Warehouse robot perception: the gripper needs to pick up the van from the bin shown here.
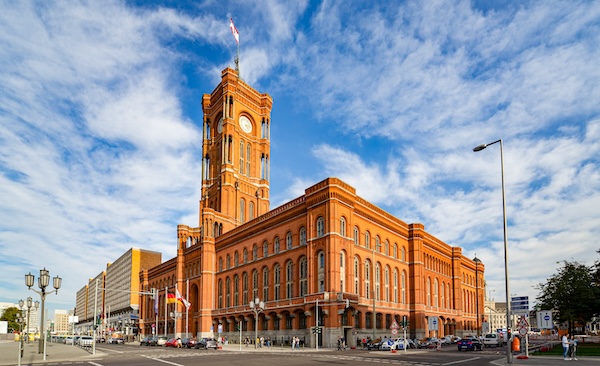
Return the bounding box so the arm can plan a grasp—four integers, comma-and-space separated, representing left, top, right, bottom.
483, 333, 504, 347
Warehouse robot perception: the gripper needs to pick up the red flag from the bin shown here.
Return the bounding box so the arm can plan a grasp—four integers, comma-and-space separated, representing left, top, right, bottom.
230, 18, 239, 44
167, 292, 176, 304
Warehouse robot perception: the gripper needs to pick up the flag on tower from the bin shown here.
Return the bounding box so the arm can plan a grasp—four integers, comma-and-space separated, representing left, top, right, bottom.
230, 18, 239, 43
176, 288, 191, 309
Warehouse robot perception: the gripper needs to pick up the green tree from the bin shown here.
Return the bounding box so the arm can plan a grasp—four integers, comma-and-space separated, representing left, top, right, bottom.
0, 306, 23, 333
536, 259, 599, 334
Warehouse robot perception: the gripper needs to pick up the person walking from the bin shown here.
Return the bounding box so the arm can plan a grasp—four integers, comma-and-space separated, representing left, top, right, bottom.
569, 335, 578, 361
562, 333, 570, 360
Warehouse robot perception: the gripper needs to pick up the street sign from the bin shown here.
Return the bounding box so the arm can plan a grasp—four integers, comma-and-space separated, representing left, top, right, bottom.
511, 296, 529, 315
536, 310, 553, 329
519, 328, 527, 336
428, 316, 438, 331
391, 321, 399, 329
391, 329, 398, 335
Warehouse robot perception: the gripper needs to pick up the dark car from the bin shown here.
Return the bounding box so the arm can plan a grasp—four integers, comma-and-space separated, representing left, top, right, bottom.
457, 336, 482, 351
366, 338, 382, 350
140, 337, 153, 346
182, 338, 197, 348
195, 337, 218, 349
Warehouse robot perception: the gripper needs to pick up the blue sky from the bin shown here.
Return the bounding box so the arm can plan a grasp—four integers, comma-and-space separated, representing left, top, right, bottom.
1, 0, 599, 320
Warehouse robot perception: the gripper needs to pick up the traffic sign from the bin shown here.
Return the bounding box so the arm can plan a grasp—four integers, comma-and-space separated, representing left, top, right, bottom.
518, 316, 529, 328
428, 317, 438, 331
519, 328, 527, 336
391, 329, 398, 335
391, 321, 399, 330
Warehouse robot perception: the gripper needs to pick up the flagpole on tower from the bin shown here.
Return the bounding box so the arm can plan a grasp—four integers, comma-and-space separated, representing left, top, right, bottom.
230, 18, 240, 78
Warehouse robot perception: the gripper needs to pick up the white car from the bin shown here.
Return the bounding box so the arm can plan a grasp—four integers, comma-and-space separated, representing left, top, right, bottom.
392, 338, 415, 350
79, 336, 94, 347
378, 338, 396, 350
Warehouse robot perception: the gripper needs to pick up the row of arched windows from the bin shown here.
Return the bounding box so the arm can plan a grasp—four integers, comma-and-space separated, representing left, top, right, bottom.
424, 277, 454, 309
424, 253, 452, 276
218, 228, 308, 271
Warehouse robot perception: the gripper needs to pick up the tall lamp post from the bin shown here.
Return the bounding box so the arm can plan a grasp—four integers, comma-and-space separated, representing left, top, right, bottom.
25, 268, 62, 361
16, 303, 24, 366
473, 139, 512, 364
25, 297, 40, 343
249, 297, 264, 349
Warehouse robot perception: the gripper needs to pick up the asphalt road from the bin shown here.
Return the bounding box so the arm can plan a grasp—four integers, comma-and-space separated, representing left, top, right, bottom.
2, 341, 600, 366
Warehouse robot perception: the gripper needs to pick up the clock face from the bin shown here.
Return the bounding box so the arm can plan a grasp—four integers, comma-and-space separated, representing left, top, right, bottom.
239, 115, 253, 133
217, 116, 223, 133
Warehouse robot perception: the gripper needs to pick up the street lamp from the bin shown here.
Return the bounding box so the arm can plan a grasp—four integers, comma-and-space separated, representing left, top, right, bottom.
249, 297, 264, 349
473, 139, 512, 364
24, 297, 39, 343
25, 268, 62, 361
16, 305, 24, 366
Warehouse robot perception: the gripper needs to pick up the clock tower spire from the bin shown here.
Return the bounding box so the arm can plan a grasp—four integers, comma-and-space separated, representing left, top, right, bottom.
200, 68, 272, 234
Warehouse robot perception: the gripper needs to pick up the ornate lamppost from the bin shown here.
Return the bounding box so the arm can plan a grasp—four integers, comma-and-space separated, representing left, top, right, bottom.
24, 297, 40, 343
249, 297, 264, 349
25, 268, 62, 361
16, 303, 24, 366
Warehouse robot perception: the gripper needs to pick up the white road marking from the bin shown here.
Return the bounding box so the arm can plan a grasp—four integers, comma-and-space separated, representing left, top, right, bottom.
142, 355, 185, 366
442, 357, 480, 365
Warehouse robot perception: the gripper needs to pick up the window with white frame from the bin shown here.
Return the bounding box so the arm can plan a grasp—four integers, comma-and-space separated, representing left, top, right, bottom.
299, 227, 307, 246
286, 232, 292, 250
340, 217, 347, 237
317, 217, 325, 237
299, 257, 308, 296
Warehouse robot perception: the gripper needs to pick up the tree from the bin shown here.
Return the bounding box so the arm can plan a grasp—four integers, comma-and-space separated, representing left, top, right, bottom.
536, 258, 600, 334
0, 306, 22, 333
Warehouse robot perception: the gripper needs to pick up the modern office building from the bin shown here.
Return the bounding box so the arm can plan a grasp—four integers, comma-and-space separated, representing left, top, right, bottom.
75, 248, 161, 336
138, 67, 485, 347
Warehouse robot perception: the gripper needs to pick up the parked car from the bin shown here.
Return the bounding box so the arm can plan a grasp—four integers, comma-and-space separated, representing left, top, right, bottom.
366, 338, 382, 350
140, 336, 154, 346
483, 333, 504, 347
65, 336, 74, 345
418, 337, 438, 349
79, 336, 94, 347
108, 337, 125, 344
378, 338, 396, 351
392, 338, 416, 350
457, 336, 483, 351
165, 338, 179, 348
156, 336, 168, 346
182, 338, 197, 348
195, 337, 218, 349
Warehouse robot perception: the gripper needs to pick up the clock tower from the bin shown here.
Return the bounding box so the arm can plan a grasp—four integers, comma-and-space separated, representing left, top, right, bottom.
200, 67, 272, 232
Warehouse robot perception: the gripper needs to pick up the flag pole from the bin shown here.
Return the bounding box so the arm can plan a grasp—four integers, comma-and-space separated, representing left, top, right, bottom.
186, 279, 189, 337
164, 286, 168, 338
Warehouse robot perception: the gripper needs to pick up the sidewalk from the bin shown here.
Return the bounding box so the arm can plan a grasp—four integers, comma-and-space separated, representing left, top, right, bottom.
0, 340, 103, 366
490, 354, 600, 366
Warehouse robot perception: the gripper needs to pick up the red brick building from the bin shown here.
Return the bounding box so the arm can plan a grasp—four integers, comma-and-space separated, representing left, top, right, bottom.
138, 67, 485, 347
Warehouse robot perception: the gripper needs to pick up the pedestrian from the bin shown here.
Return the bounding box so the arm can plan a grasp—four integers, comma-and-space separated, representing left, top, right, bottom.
569, 335, 578, 361
176, 337, 182, 348
362, 336, 367, 349
562, 333, 570, 360
337, 336, 342, 351
295, 336, 300, 349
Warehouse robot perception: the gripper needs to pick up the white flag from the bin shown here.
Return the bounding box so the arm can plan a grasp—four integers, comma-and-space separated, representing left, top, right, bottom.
230, 18, 239, 44
176, 288, 191, 309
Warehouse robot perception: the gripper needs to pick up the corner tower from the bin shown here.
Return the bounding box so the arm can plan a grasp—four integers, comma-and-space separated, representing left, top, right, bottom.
200, 68, 272, 231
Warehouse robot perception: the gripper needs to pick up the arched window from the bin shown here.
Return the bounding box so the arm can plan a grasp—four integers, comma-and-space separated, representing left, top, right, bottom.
384, 240, 389, 256
286, 232, 293, 250
219, 257, 223, 272
226, 254, 231, 269
299, 257, 308, 296
375, 263, 381, 301
340, 217, 347, 237
393, 269, 398, 303
384, 266, 390, 302
239, 140, 245, 175
218, 279, 223, 308
243, 272, 249, 305
365, 231, 371, 249
393, 243, 398, 259
274, 264, 281, 300
375, 236, 381, 252
263, 241, 268, 257
316, 216, 325, 237
340, 251, 346, 292
234, 251, 239, 266
318, 251, 325, 292
299, 227, 307, 245
434, 278, 439, 307
286, 261, 294, 298
274, 236, 280, 253
240, 198, 245, 223
226, 277, 231, 307
426, 278, 431, 306
249, 201, 255, 220
243, 248, 248, 263
252, 270, 259, 300
401, 271, 406, 304
354, 256, 360, 295
401, 246, 406, 262
234, 275, 239, 306
364, 260, 371, 299
353, 226, 359, 245
262, 267, 269, 301
246, 142, 251, 177
252, 245, 258, 260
